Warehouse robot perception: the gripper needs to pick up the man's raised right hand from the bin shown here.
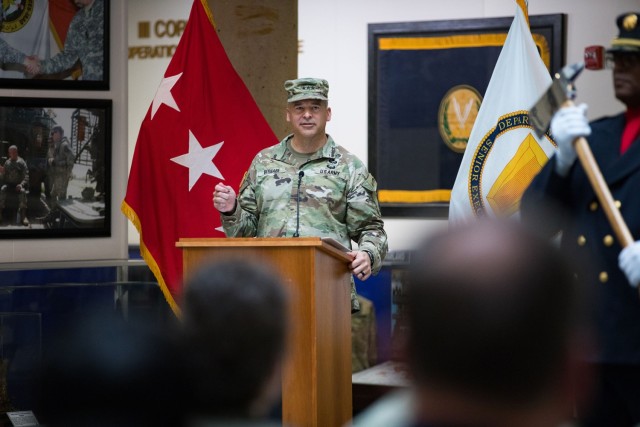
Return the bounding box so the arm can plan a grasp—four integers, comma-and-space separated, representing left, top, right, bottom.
213, 182, 237, 213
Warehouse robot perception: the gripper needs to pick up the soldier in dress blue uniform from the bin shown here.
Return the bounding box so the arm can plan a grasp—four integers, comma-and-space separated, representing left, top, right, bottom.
522, 12, 640, 427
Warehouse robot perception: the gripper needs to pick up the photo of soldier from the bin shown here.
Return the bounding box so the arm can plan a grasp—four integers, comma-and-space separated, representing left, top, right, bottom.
0, 103, 108, 233
47, 125, 74, 207
0, 145, 29, 226
0, 8, 29, 69
24, 0, 105, 81
87, 109, 105, 199
26, 122, 51, 201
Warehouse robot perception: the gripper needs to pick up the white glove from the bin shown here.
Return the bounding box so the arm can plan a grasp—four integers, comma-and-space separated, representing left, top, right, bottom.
619, 241, 640, 288
550, 103, 591, 176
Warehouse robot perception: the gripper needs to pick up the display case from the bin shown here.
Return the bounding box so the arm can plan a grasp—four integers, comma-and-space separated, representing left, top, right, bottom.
0, 313, 41, 414
0, 261, 174, 417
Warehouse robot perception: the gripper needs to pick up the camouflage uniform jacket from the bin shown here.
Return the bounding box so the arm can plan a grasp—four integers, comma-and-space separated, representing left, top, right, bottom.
0, 39, 25, 65
221, 134, 388, 312
1, 156, 28, 188
50, 137, 75, 174
40, 0, 104, 80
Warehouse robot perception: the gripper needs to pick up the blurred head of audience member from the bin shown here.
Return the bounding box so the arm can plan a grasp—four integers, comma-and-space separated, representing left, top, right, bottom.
180, 259, 289, 424
401, 219, 593, 427
34, 307, 186, 427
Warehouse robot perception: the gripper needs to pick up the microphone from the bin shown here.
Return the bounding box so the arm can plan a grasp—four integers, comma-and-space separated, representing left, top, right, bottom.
584, 45, 606, 70
293, 170, 304, 237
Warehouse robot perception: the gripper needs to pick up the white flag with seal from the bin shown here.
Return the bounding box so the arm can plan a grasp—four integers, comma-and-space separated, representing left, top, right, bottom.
448, 0, 555, 225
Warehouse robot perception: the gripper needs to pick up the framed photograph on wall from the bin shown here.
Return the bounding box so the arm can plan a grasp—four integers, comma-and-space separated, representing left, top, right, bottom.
368, 14, 565, 217
0, 0, 109, 90
0, 97, 111, 238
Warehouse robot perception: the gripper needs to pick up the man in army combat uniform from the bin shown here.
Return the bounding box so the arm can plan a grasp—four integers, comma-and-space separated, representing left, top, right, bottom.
0, 145, 29, 226
0, 39, 25, 66
48, 126, 75, 207
0, 10, 28, 68
213, 77, 388, 312
24, 0, 104, 80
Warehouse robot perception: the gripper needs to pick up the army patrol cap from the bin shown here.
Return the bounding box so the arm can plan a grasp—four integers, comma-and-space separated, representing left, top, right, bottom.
608, 12, 640, 52
284, 78, 329, 103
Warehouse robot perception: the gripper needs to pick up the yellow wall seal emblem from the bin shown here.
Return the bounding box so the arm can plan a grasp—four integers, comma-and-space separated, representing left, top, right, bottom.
438, 85, 483, 153
1, 0, 35, 33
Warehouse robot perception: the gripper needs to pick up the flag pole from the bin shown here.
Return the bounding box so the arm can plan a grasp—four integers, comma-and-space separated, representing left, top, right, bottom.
515, 0, 529, 27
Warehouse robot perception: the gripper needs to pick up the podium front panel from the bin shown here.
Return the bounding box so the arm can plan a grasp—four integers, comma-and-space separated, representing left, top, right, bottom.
178, 238, 353, 427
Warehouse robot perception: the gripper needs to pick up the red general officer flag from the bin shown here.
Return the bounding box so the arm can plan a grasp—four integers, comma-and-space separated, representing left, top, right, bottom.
122, 0, 278, 314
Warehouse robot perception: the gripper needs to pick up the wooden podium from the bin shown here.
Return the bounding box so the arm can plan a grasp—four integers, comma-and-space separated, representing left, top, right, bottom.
177, 237, 353, 427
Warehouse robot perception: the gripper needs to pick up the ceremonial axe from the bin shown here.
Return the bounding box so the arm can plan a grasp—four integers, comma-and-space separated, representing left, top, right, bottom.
529, 62, 634, 249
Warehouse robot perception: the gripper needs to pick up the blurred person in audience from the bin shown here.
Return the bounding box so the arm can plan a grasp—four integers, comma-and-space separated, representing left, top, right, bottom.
179, 259, 289, 426
33, 307, 186, 427
352, 219, 594, 427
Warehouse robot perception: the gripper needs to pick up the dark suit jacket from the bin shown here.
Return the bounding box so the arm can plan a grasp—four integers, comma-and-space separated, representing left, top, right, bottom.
521, 113, 640, 364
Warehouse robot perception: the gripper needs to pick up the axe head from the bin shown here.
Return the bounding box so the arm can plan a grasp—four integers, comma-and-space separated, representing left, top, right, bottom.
529, 62, 585, 138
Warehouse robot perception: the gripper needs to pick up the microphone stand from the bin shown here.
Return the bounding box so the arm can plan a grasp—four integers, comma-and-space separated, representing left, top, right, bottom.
293, 170, 304, 237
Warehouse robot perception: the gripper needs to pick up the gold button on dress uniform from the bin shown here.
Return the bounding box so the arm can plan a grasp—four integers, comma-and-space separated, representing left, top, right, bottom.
599, 272, 609, 283
590, 201, 598, 211
603, 235, 614, 247
577, 235, 587, 246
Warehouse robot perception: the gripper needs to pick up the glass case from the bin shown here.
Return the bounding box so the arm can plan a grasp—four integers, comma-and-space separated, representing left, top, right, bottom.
0, 312, 41, 413
0, 262, 174, 416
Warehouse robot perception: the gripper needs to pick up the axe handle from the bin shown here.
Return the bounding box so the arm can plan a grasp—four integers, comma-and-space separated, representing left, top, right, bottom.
572, 135, 640, 300
561, 100, 634, 248
574, 140, 640, 300
573, 136, 634, 247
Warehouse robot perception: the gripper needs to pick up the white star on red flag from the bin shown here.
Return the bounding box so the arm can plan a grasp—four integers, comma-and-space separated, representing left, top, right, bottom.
151, 73, 182, 119
170, 130, 224, 191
